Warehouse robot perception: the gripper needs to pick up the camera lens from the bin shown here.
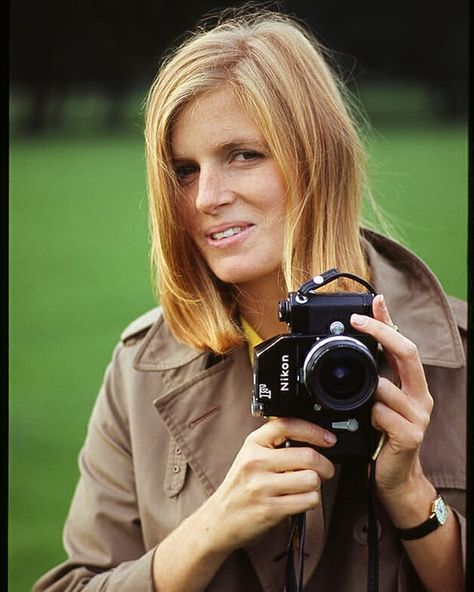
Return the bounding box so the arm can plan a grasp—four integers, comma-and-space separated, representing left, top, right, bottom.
319, 349, 365, 397
303, 336, 377, 411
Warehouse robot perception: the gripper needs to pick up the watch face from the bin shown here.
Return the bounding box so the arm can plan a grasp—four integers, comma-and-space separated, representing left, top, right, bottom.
434, 496, 448, 525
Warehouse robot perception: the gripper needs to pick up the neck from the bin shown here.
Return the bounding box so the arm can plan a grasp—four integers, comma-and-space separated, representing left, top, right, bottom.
236, 271, 288, 340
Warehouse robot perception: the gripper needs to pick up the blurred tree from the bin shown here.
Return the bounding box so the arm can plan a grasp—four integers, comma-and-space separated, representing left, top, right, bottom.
285, 0, 468, 119
10, 0, 73, 132
9, 0, 467, 132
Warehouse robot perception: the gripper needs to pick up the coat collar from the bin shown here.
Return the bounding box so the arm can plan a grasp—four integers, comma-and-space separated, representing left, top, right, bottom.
362, 229, 464, 368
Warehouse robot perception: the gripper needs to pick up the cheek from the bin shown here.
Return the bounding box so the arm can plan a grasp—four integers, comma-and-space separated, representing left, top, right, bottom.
179, 195, 199, 237
260, 169, 288, 217
260, 192, 287, 231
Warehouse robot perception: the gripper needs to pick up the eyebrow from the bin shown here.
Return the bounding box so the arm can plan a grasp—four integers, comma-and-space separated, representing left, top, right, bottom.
215, 137, 268, 151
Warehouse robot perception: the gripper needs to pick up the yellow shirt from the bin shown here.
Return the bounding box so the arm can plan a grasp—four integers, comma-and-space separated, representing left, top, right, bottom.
240, 316, 263, 363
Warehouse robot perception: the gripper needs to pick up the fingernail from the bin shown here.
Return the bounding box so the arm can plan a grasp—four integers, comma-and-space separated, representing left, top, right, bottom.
379, 294, 387, 311
324, 431, 337, 445
351, 313, 367, 327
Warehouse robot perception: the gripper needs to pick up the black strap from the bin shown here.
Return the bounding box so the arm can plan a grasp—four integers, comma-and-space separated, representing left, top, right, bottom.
367, 458, 379, 592
284, 459, 379, 592
298, 268, 376, 296
285, 512, 306, 592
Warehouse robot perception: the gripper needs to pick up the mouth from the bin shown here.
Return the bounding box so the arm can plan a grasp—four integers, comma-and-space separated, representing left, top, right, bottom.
206, 224, 254, 243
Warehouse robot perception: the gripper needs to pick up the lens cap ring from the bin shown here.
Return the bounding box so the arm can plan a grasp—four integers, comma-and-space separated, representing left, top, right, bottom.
303, 336, 377, 411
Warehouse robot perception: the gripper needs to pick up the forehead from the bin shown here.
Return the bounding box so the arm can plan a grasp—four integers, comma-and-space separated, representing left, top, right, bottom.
170, 86, 264, 156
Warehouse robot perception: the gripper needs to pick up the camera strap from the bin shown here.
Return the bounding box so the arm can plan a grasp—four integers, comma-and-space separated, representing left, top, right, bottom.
367, 458, 379, 592
298, 268, 376, 296
284, 460, 379, 592
285, 512, 306, 592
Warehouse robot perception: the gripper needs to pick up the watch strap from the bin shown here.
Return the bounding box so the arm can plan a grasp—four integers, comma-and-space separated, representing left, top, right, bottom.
395, 494, 447, 541
395, 516, 440, 540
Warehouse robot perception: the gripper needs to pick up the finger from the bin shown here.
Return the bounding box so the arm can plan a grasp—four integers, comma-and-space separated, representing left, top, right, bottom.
372, 294, 395, 327
375, 376, 411, 417
265, 469, 321, 497
350, 313, 428, 397
376, 377, 433, 426
274, 490, 321, 515
372, 294, 400, 379
371, 401, 425, 452
250, 417, 337, 450
266, 445, 335, 480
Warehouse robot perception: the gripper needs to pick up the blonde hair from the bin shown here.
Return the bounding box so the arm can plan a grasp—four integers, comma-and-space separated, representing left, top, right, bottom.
144, 8, 371, 353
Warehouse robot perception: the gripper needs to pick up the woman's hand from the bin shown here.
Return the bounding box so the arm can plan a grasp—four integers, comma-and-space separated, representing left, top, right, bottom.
204, 417, 336, 554
349, 295, 464, 592
350, 294, 434, 506
152, 418, 336, 592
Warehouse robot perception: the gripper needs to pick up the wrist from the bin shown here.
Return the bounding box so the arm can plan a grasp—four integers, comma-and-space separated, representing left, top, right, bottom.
192, 496, 237, 558
378, 472, 437, 530
152, 500, 232, 592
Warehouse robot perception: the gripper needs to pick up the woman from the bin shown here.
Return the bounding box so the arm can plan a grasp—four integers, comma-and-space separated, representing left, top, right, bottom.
33, 8, 466, 592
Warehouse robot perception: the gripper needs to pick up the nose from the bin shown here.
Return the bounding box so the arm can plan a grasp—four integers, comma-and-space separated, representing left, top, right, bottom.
194, 165, 235, 215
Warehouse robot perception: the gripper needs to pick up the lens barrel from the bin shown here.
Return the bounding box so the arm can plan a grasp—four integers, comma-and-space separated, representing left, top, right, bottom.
303, 336, 377, 411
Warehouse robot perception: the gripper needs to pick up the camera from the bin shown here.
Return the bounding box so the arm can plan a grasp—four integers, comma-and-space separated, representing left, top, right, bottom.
251, 269, 379, 463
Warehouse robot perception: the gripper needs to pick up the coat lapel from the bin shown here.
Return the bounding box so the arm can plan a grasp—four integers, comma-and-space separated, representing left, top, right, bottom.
152, 346, 264, 496
143, 327, 330, 591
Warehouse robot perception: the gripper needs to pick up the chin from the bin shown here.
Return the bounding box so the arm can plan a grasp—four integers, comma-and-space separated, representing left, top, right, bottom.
211, 262, 282, 290
213, 269, 257, 285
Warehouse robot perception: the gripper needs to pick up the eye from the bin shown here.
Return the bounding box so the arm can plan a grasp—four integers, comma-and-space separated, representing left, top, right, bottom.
174, 163, 198, 183
233, 150, 262, 162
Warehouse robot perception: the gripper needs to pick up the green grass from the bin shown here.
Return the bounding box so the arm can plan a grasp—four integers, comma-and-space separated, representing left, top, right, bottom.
9, 131, 156, 591
365, 125, 467, 298
9, 120, 467, 591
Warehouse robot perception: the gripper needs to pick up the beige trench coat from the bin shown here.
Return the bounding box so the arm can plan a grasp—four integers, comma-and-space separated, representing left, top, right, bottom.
33, 230, 466, 592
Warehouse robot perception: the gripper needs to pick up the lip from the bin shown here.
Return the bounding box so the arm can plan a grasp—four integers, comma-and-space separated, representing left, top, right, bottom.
204, 222, 255, 247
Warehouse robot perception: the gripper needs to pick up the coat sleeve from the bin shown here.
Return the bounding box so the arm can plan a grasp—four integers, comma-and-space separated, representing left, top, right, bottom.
32, 344, 157, 592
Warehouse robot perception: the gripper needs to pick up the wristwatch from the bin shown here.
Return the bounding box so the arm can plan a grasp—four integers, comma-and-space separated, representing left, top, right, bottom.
395, 494, 448, 541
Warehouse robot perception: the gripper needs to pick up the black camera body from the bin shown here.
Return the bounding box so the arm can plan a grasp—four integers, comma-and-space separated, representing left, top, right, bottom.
251, 269, 379, 463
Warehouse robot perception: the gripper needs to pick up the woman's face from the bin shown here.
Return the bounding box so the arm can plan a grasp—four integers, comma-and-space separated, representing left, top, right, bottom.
170, 86, 287, 294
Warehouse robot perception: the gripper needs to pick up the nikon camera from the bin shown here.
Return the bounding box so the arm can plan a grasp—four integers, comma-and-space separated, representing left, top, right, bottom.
251, 269, 379, 463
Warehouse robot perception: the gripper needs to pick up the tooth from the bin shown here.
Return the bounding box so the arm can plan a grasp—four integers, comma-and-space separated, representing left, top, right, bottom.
212, 226, 243, 240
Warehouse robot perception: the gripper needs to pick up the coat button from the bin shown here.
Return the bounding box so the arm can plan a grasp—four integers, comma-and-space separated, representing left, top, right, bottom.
353, 514, 382, 545
172, 465, 181, 474
176, 448, 182, 455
